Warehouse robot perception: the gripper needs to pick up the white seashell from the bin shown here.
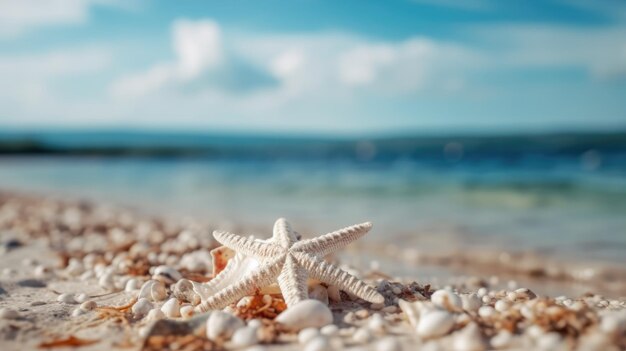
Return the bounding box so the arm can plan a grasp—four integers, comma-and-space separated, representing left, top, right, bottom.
298, 328, 320, 344
231, 326, 259, 347
72, 308, 86, 317
431, 290, 463, 312
57, 293, 77, 304
151, 280, 167, 301
353, 327, 373, 343
75, 293, 89, 304
206, 310, 245, 340
327, 285, 341, 302
248, 319, 263, 329
180, 305, 195, 319
0, 308, 19, 319
152, 265, 182, 284
376, 337, 402, 351
304, 336, 332, 351
461, 294, 482, 312
146, 308, 165, 321
138, 280, 156, 300
320, 324, 339, 337
275, 299, 333, 331
416, 310, 455, 339
161, 298, 181, 318
132, 298, 153, 318
367, 313, 386, 333
536, 332, 561, 350
125, 278, 141, 292
453, 323, 485, 351
308, 285, 329, 305
172, 279, 201, 305
398, 299, 430, 329
65, 259, 84, 276
80, 300, 97, 311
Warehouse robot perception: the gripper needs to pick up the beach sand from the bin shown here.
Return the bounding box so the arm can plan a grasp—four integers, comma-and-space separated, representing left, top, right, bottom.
0, 191, 624, 350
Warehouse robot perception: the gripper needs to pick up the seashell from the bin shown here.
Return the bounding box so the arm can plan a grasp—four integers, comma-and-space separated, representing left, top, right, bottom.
431, 290, 462, 312
180, 305, 195, 319
298, 328, 320, 344
367, 313, 386, 334
57, 293, 77, 304
461, 294, 482, 312
231, 326, 259, 347
353, 328, 373, 343
172, 279, 201, 305
304, 336, 331, 351
416, 310, 455, 339
376, 337, 402, 351
146, 308, 165, 321
151, 280, 167, 301
275, 299, 333, 331
515, 288, 537, 300
398, 299, 431, 329
161, 298, 181, 318
80, 300, 97, 311
247, 319, 263, 328
453, 323, 485, 351
206, 310, 245, 340
72, 308, 85, 317
132, 298, 153, 318
0, 308, 19, 319
309, 285, 329, 305
125, 278, 141, 292
152, 265, 183, 284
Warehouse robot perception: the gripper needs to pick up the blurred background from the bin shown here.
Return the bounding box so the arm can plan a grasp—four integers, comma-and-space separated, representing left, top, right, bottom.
1, 1, 625, 292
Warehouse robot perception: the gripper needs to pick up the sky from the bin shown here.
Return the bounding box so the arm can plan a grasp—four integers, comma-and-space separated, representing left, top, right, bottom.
0, 0, 625, 135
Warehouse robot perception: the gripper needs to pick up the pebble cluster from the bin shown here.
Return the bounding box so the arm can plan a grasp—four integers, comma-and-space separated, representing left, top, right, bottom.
1, 193, 625, 351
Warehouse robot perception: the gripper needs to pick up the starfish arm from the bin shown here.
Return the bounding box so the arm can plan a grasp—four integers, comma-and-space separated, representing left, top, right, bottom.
213, 230, 283, 259
293, 252, 384, 304
273, 218, 298, 248
292, 222, 372, 257
196, 255, 285, 312
277, 254, 309, 307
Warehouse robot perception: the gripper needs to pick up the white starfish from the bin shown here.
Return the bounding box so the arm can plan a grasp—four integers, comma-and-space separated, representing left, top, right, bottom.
196, 218, 384, 311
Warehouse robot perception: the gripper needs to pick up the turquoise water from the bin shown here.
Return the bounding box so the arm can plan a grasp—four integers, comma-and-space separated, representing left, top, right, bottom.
1, 149, 625, 264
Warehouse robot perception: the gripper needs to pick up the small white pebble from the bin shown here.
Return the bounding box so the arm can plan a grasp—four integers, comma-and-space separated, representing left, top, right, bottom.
75, 293, 89, 303
161, 298, 181, 318
146, 308, 165, 321
34, 265, 50, 277
367, 313, 386, 333
481, 295, 491, 304
304, 335, 332, 351
57, 293, 77, 304
79, 300, 97, 311
298, 328, 320, 344
72, 308, 86, 317
320, 324, 339, 337
180, 305, 194, 319
0, 308, 19, 319
353, 328, 373, 343
355, 309, 370, 319
478, 306, 495, 319
494, 300, 511, 312
431, 289, 463, 312
125, 278, 141, 292
231, 326, 259, 347
99, 272, 115, 290
391, 286, 402, 295
490, 330, 512, 349
132, 298, 153, 318
376, 337, 402, 351
461, 294, 482, 312
248, 319, 263, 329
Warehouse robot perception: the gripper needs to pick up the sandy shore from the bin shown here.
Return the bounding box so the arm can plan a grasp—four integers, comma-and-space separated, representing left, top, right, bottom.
0, 191, 624, 350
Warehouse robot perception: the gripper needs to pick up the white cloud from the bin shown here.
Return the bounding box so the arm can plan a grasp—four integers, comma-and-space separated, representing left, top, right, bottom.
173, 19, 222, 79
0, 0, 131, 38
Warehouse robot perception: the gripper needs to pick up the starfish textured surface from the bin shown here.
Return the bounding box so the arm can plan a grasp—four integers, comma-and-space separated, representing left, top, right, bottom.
197, 218, 384, 311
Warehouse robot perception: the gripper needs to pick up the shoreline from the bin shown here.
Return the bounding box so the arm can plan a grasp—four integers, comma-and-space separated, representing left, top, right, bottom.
0, 191, 625, 350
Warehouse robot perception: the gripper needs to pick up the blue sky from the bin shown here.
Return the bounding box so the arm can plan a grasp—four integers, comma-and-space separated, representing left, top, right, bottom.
1, 0, 625, 135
